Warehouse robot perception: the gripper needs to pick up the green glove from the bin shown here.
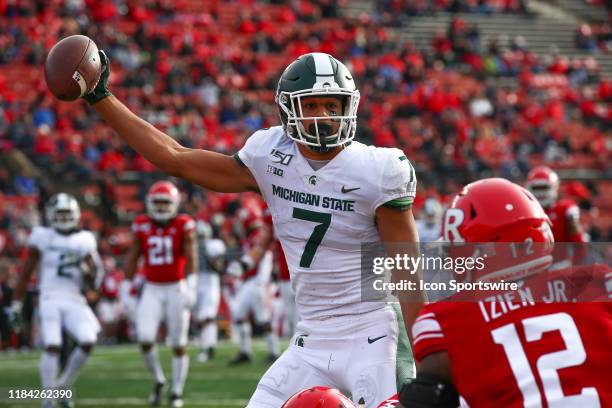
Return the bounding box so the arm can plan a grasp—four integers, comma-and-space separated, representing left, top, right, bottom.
83, 50, 112, 105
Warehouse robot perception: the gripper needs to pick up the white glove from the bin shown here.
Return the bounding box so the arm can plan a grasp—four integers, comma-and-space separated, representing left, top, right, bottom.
240, 254, 255, 271
119, 280, 133, 302
227, 260, 244, 278
8, 300, 22, 316
182, 274, 198, 308
118, 280, 135, 315
5, 300, 23, 331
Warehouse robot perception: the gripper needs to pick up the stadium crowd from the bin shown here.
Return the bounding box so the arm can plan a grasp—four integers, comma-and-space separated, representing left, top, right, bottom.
1, 0, 611, 351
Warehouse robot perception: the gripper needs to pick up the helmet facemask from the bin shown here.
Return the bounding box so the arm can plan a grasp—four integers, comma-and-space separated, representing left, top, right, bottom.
278, 89, 359, 151
276, 52, 360, 152
526, 181, 558, 208
146, 195, 178, 222
46, 193, 81, 232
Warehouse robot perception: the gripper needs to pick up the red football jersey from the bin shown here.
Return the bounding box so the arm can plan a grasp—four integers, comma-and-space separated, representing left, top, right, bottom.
412, 265, 612, 408
277, 240, 290, 281
132, 214, 195, 283
100, 270, 123, 299
546, 199, 585, 243
239, 208, 273, 280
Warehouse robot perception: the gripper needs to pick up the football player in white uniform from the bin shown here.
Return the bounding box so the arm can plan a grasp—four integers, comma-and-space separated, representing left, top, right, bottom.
11, 193, 102, 408
80, 51, 423, 408
415, 198, 443, 243
194, 220, 226, 363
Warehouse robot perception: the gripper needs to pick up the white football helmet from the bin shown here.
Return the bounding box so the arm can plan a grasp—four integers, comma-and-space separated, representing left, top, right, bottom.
46, 193, 81, 232
422, 198, 443, 225
196, 220, 213, 239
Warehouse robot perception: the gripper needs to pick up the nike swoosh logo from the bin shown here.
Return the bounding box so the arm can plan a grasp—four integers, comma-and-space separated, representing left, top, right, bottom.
367, 335, 387, 344
341, 186, 361, 193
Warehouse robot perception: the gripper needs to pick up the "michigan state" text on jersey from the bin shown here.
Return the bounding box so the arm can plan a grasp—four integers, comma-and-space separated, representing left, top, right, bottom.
272, 184, 355, 212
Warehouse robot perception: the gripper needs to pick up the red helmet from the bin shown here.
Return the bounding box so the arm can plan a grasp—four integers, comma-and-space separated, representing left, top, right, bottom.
282, 387, 355, 408
525, 166, 559, 208
146, 181, 180, 222
377, 394, 399, 407
443, 178, 554, 282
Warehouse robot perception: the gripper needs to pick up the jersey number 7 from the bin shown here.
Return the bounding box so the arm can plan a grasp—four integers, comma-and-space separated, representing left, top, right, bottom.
492, 312, 600, 407
292, 208, 331, 268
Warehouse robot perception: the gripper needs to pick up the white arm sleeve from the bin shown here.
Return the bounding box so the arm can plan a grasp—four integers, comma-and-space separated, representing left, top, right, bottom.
373, 148, 417, 211
236, 129, 267, 171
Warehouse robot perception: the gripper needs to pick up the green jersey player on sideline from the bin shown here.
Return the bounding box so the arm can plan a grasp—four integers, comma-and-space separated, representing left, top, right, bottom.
75, 50, 423, 408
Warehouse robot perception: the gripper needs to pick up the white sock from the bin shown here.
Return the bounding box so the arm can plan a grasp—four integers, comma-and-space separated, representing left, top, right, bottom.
239, 322, 251, 355
172, 355, 189, 396
266, 331, 279, 356
143, 348, 166, 384
230, 323, 240, 344
199, 326, 207, 351
40, 351, 59, 389
204, 322, 218, 349
57, 347, 89, 388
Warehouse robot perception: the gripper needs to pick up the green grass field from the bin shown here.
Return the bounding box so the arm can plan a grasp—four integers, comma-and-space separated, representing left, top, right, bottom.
0, 340, 286, 407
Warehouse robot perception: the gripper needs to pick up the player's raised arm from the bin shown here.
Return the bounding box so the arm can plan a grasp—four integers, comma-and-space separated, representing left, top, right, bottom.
84, 52, 257, 193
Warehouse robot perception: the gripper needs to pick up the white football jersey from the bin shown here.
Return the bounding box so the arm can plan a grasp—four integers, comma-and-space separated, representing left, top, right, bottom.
197, 238, 226, 274
416, 220, 441, 243
237, 126, 417, 320
28, 226, 99, 296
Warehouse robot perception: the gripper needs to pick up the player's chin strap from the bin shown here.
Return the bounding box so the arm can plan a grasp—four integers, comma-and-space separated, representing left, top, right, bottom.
398, 373, 459, 408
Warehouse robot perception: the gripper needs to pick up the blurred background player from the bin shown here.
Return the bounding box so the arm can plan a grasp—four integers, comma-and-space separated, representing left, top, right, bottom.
194, 220, 226, 363
276, 242, 297, 338
96, 258, 123, 344
121, 181, 198, 408
415, 198, 443, 243
526, 166, 587, 244
10, 193, 103, 408
225, 198, 279, 364
398, 178, 611, 408
526, 166, 588, 267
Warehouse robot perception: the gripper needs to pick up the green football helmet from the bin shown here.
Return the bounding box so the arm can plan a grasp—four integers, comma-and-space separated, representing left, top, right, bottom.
276, 53, 360, 151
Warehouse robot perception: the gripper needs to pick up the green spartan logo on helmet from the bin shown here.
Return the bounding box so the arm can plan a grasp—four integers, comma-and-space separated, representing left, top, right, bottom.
276, 53, 360, 152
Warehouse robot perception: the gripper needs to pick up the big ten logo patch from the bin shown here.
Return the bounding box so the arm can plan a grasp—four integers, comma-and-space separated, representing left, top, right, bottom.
267, 165, 284, 177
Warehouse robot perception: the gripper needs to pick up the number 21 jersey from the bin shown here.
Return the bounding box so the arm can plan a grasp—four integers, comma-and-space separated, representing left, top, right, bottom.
132, 214, 195, 283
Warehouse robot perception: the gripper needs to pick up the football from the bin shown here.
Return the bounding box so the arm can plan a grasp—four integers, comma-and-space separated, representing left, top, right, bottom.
44, 35, 102, 101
